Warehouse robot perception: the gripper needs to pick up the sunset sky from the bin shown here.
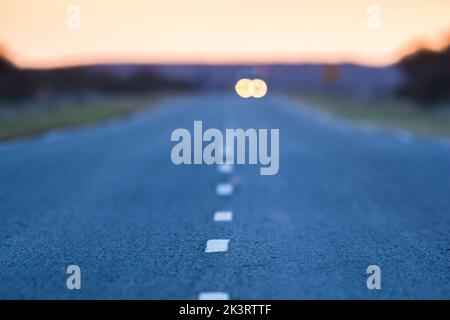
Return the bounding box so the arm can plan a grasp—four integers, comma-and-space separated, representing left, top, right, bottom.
0, 0, 449, 68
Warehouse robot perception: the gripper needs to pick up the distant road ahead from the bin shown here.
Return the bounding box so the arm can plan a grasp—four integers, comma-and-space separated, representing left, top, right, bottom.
0, 92, 449, 299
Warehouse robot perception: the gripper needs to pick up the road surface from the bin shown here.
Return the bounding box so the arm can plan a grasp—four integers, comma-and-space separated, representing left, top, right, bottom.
0, 92, 449, 299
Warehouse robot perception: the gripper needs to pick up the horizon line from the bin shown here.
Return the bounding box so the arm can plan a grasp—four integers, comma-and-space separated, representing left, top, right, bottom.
1, 52, 400, 70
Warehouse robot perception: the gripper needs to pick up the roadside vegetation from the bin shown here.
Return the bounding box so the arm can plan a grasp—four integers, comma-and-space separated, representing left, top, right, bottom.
0, 94, 167, 141
0, 53, 189, 141
291, 93, 450, 138
291, 42, 450, 138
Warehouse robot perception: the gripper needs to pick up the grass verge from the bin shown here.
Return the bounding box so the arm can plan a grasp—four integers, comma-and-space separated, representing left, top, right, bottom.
290, 93, 450, 138
0, 93, 169, 141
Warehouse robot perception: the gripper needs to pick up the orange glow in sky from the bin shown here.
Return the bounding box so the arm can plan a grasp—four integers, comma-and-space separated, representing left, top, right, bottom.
0, 0, 449, 68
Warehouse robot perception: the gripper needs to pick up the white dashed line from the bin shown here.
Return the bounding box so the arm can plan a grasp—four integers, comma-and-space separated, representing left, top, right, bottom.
216, 183, 233, 196
198, 292, 230, 300
205, 239, 230, 253
217, 164, 234, 174
201, 148, 235, 299
213, 211, 233, 222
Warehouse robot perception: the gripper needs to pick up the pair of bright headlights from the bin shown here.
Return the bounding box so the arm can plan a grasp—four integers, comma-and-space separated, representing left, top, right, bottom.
235, 78, 268, 98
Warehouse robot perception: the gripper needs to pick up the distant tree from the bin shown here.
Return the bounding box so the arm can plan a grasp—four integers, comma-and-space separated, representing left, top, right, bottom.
0, 51, 193, 104
397, 44, 450, 105
0, 54, 36, 101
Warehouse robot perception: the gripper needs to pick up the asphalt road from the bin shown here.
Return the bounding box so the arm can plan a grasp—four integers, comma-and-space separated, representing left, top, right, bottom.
0, 92, 449, 299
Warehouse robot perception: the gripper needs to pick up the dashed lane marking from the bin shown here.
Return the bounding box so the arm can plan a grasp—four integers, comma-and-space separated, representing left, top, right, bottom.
205, 239, 230, 253
216, 183, 233, 196
213, 211, 233, 222
198, 292, 230, 300
217, 164, 234, 174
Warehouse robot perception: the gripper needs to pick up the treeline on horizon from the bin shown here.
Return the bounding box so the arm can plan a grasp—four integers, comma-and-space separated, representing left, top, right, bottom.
1, 43, 450, 106
0, 57, 194, 103
397, 43, 450, 104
